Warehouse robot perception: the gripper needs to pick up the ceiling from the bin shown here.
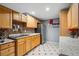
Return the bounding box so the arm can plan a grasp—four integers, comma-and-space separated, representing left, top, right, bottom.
1, 3, 71, 20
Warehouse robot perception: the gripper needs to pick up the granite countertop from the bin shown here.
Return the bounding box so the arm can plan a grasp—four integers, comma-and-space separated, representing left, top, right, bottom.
9, 33, 40, 40
0, 39, 14, 45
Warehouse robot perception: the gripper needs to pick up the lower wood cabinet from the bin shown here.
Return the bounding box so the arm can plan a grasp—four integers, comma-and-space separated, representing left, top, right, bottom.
25, 37, 31, 53
15, 34, 40, 56
16, 39, 26, 56
0, 41, 15, 56
0, 47, 15, 56
8, 53, 15, 56
16, 43, 26, 56
31, 35, 40, 49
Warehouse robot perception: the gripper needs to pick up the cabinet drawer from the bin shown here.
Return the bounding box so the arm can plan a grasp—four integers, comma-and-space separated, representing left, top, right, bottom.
0, 42, 15, 50
8, 47, 15, 53
0, 47, 15, 56
8, 53, 15, 56
17, 41, 25, 45
17, 39, 25, 43
0, 48, 9, 56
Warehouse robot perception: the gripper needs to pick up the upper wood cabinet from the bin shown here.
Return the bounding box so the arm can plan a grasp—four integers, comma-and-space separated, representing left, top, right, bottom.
27, 15, 37, 28
12, 11, 22, 21
67, 7, 72, 29
67, 3, 79, 29
71, 4, 78, 28
21, 14, 27, 22
60, 9, 69, 36
0, 5, 12, 28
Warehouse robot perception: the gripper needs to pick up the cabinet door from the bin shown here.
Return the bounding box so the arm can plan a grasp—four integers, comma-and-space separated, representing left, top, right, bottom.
67, 7, 72, 29
17, 42, 25, 56
22, 14, 27, 22
26, 38, 31, 52
34, 35, 40, 46
27, 15, 37, 28
13, 11, 21, 21
32, 38, 36, 48
0, 5, 12, 28
71, 4, 78, 28
36, 35, 40, 45
31, 35, 40, 49
16, 39, 26, 56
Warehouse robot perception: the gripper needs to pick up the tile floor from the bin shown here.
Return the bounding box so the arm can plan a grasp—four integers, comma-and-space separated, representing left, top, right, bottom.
25, 37, 79, 56
60, 37, 79, 56
26, 41, 59, 56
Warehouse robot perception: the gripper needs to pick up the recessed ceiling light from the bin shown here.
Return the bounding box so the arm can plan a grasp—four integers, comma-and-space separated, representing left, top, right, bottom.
46, 7, 50, 11
31, 11, 35, 15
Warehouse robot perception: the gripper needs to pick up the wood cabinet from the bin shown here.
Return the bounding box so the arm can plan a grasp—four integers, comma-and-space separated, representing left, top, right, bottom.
35, 35, 40, 45
67, 7, 72, 29
15, 34, 40, 56
12, 11, 21, 21
0, 41, 15, 56
25, 37, 31, 52
22, 14, 27, 22
27, 15, 37, 28
67, 3, 79, 29
71, 3, 79, 28
31, 35, 40, 49
0, 5, 12, 28
60, 9, 69, 36
16, 38, 26, 56
31, 36, 36, 49
16, 42, 25, 56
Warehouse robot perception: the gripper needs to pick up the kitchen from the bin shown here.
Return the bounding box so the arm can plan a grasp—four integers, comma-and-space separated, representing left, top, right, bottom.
0, 4, 41, 56
0, 3, 79, 56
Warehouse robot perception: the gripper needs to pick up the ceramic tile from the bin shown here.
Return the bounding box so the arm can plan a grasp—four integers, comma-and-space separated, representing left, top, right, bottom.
26, 41, 59, 56
60, 37, 79, 56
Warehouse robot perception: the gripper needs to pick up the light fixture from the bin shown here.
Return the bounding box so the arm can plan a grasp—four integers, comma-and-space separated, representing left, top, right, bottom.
31, 11, 35, 15
46, 7, 50, 11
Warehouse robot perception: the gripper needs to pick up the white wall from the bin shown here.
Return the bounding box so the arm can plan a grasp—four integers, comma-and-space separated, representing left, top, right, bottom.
44, 21, 59, 43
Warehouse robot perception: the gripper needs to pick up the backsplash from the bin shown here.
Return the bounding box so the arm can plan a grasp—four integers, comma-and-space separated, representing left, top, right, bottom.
0, 28, 35, 38
0, 29, 10, 39
12, 22, 35, 34
10, 28, 35, 34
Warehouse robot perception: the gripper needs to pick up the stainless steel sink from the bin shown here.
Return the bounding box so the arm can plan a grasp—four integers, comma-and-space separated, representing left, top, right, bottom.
8, 34, 29, 39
